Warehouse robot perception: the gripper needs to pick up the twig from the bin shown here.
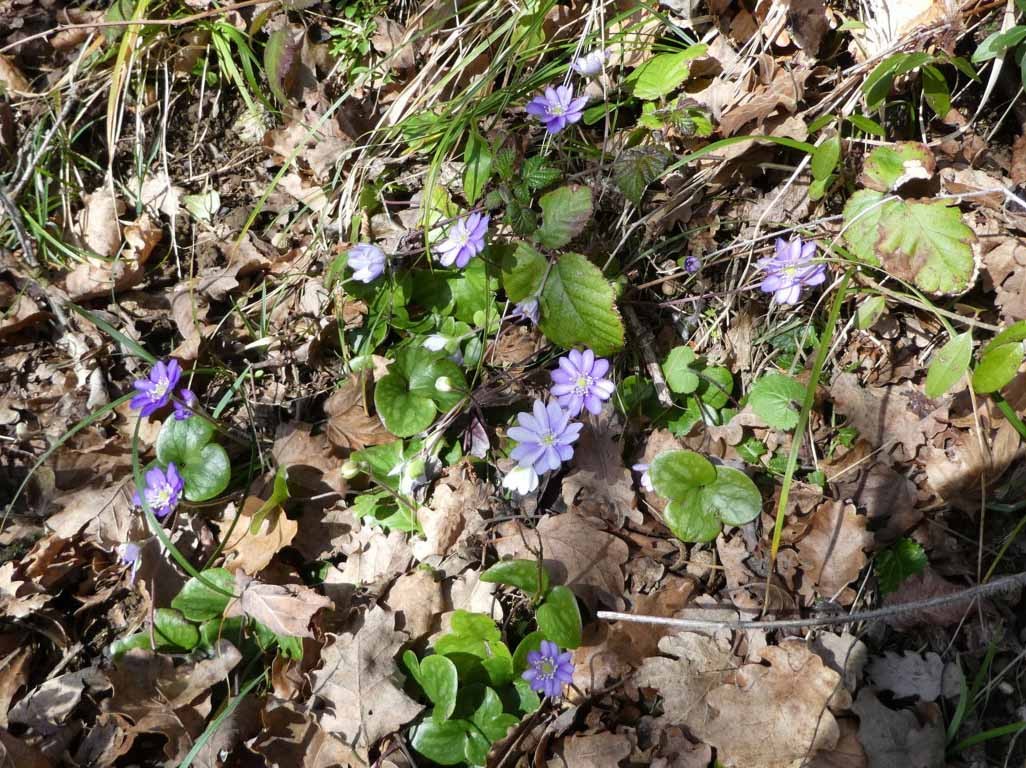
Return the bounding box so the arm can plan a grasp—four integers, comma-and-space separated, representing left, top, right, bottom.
622, 305, 674, 408
596, 571, 1026, 632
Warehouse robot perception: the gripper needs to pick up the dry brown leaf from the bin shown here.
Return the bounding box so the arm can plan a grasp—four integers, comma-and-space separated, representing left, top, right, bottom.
561, 415, 642, 529
981, 238, 1026, 323
0, 562, 51, 619
325, 374, 391, 452
922, 417, 1021, 511
45, 482, 139, 549
384, 569, 445, 642
485, 324, 547, 367
797, 501, 873, 604
413, 462, 490, 561
309, 605, 424, 759
0, 288, 46, 339
866, 651, 944, 701
605, 575, 695, 667
0, 729, 52, 768
718, 65, 811, 136
651, 727, 713, 768
831, 462, 920, 545
8, 666, 108, 736
1012, 132, 1026, 185
636, 632, 735, 727
272, 422, 348, 496
247, 697, 358, 768
883, 569, 973, 630
784, 0, 829, 53
230, 573, 331, 638
0, 647, 31, 728
807, 718, 867, 768
66, 214, 162, 300
218, 496, 298, 576
160, 641, 242, 708
556, 732, 632, 768
811, 632, 868, 694
850, 689, 945, 768
495, 513, 629, 611
698, 641, 841, 767
830, 373, 947, 462
338, 526, 413, 594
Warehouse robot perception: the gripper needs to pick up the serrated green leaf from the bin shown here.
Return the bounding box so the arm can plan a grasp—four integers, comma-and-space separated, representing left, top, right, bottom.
172, 568, 235, 621
480, 559, 548, 597
650, 450, 716, 499
749, 374, 806, 430
861, 142, 934, 191
613, 146, 670, 206
925, 331, 972, 397
501, 242, 546, 302
625, 45, 707, 100
876, 538, 927, 594
536, 585, 582, 649
538, 253, 624, 356
662, 346, 699, 394
536, 185, 592, 249
522, 155, 562, 190
493, 147, 516, 181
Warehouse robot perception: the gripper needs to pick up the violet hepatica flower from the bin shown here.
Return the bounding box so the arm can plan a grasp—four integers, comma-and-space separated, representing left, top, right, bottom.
684, 255, 701, 274
571, 48, 609, 77
550, 348, 615, 417
173, 388, 197, 421
133, 463, 185, 519
631, 463, 654, 492
436, 212, 489, 269
131, 360, 182, 417
117, 541, 143, 584
523, 640, 574, 698
348, 243, 386, 283
757, 237, 826, 305
509, 400, 583, 474
511, 296, 540, 325
526, 86, 587, 135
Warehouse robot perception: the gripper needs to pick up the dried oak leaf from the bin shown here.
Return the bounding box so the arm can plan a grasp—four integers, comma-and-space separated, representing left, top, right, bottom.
807, 717, 867, 768
796, 501, 873, 604
922, 417, 1021, 511
850, 689, 944, 768
413, 461, 491, 562
698, 642, 841, 767
218, 496, 298, 575
247, 697, 358, 768
272, 422, 348, 496
558, 732, 633, 768
831, 462, 920, 545
229, 573, 332, 638
495, 513, 629, 611
9, 666, 109, 736
636, 632, 735, 728
561, 415, 641, 529
866, 651, 944, 701
830, 373, 947, 462
882, 568, 973, 630
0, 562, 51, 619
309, 605, 424, 759
981, 238, 1026, 322
66, 214, 162, 301
384, 568, 445, 642
338, 527, 413, 593
324, 374, 391, 452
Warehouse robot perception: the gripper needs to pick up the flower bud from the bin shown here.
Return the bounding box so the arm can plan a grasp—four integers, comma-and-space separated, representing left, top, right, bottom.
340, 460, 361, 479
435, 376, 452, 393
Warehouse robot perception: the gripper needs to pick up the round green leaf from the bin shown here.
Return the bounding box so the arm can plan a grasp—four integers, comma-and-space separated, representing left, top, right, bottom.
702, 466, 762, 526
480, 559, 548, 597
420, 655, 459, 723
411, 719, 469, 766
154, 608, 199, 651
972, 341, 1025, 394
470, 686, 518, 742
156, 416, 215, 466
536, 585, 582, 649
171, 568, 235, 621
664, 494, 721, 543
649, 450, 716, 500
748, 374, 806, 431
924, 331, 972, 398
109, 632, 151, 658
180, 442, 231, 502
662, 346, 699, 394
697, 366, 733, 409
374, 372, 436, 437
512, 631, 546, 674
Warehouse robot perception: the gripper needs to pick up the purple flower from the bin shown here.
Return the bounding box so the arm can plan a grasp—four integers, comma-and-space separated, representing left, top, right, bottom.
523, 640, 574, 698
133, 463, 185, 519
757, 237, 826, 305
348, 243, 386, 283
526, 86, 587, 135
508, 400, 583, 474
684, 255, 701, 274
173, 388, 197, 421
571, 49, 609, 77
511, 297, 540, 325
117, 541, 143, 583
131, 360, 182, 417
436, 212, 489, 269
550, 349, 615, 417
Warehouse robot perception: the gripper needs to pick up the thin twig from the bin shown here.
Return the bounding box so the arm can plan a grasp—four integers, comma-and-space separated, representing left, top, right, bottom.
596, 571, 1026, 632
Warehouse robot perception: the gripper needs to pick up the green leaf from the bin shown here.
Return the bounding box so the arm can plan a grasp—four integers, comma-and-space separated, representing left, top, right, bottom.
972, 26, 1026, 63
861, 142, 934, 191
470, 686, 518, 742
448, 258, 498, 325
702, 466, 762, 526
154, 608, 199, 651
925, 331, 972, 397
521, 155, 562, 190
181, 442, 230, 502
811, 136, 841, 181
374, 347, 467, 437
876, 538, 928, 594
748, 374, 806, 430
493, 147, 516, 180
846, 114, 886, 137
536, 585, 582, 649
263, 27, 297, 105
697, 366, 733, 409
612, 146, 671, 206
842, 191, 976, 295
375, 375, 436, 437
435, 612, 513, 687
625, 45, 707, 100
463, 130, 492, 204
649, 450, 717, 499
197, 616, 245, 650
973, 340, 1026, 393
501, 242, 547, 302
664, 494, 721, 543
855, 295, 887, 329
513, 677, 541, 713
156, 416, 215, 466
662, 346, 699, 394
420, 655, 459, 722
109, 632, 152, 658
480, 559, 548, 597
171, 568, 235, 622
155, 416, 231, 501
248, 465, 290, 534
536, 185, 593, 249
921, 65, 951, 116
410, 719, 469, 765
512, 631, 545, 674
538, 253, 624, 356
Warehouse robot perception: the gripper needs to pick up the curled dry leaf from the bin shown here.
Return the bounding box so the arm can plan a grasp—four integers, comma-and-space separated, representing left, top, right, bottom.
66, 214, 163, 301
413, 461, 491, 562
922, 417, 1022, 511
309, 605, 424, 759
558, 732, 633, 768
561, 415, 642, 529
796, 501, 873, 604
324, 373, 391, 452
866, 651, 944, 701
217, 496, 298, 576
229, 573, 332, 638
850, 689, 945, 768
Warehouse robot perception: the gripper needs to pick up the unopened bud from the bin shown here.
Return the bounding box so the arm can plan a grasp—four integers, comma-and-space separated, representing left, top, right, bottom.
435, 376, 453, 393
340, 460, 361, 479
